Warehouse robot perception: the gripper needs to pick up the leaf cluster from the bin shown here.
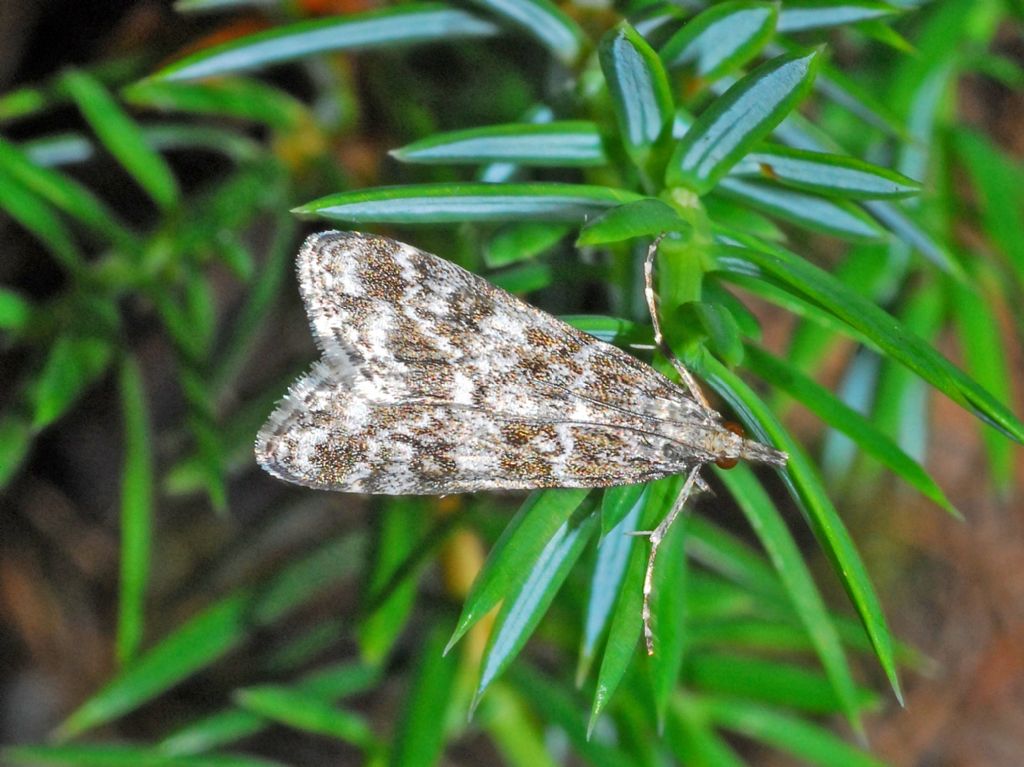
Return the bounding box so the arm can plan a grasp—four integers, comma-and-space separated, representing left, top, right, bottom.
1, 0, 1022, 765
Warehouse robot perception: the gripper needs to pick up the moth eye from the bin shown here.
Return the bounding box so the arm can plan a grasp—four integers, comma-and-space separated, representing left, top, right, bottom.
714, 420, 745, 470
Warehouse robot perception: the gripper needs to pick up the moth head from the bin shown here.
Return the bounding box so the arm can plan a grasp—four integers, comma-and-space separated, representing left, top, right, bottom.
702, 420, 788, 469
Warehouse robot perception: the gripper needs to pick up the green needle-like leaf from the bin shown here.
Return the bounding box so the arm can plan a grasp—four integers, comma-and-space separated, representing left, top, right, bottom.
578, 487, 646, 682
0, 416, 32, 490
0, 166, 86, 274
699, 695, 887, 766
486, 222, 571, 267
717, 177, 888, 240
0, 288, 32, 332
694, 351, 900, 714
391, 122, 606, 167
667, 50, 820, 194
778, 0, 900, 33
589, 476, 681, 733
599, 22, 674, 170
463, 0, 586, 66
713, 233, 1024, 443
123, 77, 309, 130
473, 501, 599, 707
116, 357, 154, 666
390, 628, 459, 767
358, 499, 427, 663
716, 465, 863, 729
151, 5, 500, 81
296, 183, 643, 224
686, 653, 876, 714
234, 687, 377, 750
744, 343, 959, 515
56, 535, 364, 739
2, 744, 284, 767
159, 663, 380, 755
446, 488, 590, 652
950, 281, 1014, 493
648, 508, 690, 724
577, 198, 689, 246
0, 137, 137, 248
30, 337, 113, 430
667, 696, 747, 767
62, 70, 179, 210
660, 1, 777, 80
731, 145, 921, 199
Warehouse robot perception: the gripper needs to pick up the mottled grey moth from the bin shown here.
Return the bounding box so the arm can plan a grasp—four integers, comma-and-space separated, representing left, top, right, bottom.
256, 230, 787, 651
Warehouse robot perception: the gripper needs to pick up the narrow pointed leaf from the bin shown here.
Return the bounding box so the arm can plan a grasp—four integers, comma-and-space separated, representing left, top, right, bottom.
577, 198, 689, 246
474, 502, 599, 704
600, 482, 647, 536
743, 343, 958, 515
465, 0, 585, 65
579, 489, 646, 681
116, 357, 154, 666
123, 77, 308, 130
717, 177, 887, 240
660, 2, 777, 80
0, 167, 85, 273
0, 416, 32, 489
486, 222, 570, 267
297, 183, 643, 224
562, 314, 650, 347
390, 627, 459, 767
446, 488, 590, 652
778, 0, 900, 33
950, 281, 1014, 492
0, 288, 32, 332
731, 145, 921, 199
649, 510, 690, 723
694, 351, 900, 712
57, 535, 363, 739
599, 23, 674, 166
358, 499, 427, 663
160, 662, 379, 755
234, 687, 376, 749
687, 654, 876, 714
667, 50, 820, 194
0, 138, 136, 247
686, 517, 782, 598
62, 70, 179, 209
712, 234, 1024, 443
31, 337, 113, 430
509, 666, 635, 767
700, 696, 887, 766
391, 122, 606, 167
716, 464, 863, 728
2, 744, 284, 767
151, 5, 500, 81
864, 200, 964, 277
589, 476, 680, 731
667, 696, 746, 767
952, 128, 1024, 284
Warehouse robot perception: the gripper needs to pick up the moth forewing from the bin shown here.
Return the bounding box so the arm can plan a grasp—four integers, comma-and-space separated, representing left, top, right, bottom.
256, 230, 788, 652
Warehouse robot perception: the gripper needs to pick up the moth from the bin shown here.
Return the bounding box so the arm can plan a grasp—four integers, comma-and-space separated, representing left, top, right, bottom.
256, 230, 787, 652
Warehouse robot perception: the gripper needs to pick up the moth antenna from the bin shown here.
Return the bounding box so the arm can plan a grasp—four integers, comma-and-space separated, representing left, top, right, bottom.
641, 464, 703, 656
644, 236, 712, 411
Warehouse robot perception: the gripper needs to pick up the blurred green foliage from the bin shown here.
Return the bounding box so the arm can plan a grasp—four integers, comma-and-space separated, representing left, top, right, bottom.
1, 0, 1022, 764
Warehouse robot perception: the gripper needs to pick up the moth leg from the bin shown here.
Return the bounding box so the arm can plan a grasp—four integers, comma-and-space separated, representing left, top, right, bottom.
640, 464, 703, 656
644, 236, 712, 411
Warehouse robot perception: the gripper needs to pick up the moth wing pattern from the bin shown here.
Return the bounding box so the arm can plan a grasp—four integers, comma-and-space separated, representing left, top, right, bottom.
258, 393, 694, 494
256, 230, 784, 493
298, 231, 707, 414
